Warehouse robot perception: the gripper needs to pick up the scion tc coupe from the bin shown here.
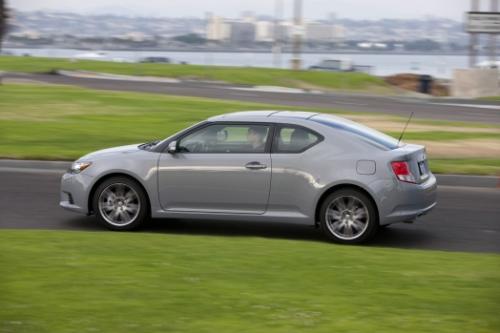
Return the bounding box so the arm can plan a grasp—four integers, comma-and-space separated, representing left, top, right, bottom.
60, 111, 437, 244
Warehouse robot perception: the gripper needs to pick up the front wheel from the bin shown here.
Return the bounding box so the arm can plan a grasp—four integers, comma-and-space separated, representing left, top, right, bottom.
319, 189, 378, 244
92, 176, 149, 231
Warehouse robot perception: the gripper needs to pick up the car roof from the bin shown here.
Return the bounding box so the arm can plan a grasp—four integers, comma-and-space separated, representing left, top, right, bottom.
207, 110, 356, 127
208, 110, 320, 122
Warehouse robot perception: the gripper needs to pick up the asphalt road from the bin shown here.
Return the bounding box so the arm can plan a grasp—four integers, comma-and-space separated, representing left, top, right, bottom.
6, 72, 500, 124
1, 169, 499, 253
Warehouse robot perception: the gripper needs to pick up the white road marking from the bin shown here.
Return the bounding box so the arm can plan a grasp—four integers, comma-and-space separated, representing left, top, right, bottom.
0, 167, 66, 174
433, 103, 500, 110
57, 70, 181, 83
230, 86, 308, 94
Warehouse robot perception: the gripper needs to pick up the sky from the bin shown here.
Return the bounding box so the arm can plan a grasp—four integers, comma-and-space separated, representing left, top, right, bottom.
10, 0, 472, 21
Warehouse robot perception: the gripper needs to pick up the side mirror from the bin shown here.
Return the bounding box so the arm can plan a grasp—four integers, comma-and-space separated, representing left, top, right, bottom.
167, 141, 178, 154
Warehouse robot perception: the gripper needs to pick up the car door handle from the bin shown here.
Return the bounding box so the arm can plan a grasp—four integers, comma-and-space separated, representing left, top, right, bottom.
245, 161, 267, 170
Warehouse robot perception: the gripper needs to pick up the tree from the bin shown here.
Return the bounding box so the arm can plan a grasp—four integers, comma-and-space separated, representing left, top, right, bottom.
173, 33, 206, 45
0, 0, 8, 53
404, 39, 441, 52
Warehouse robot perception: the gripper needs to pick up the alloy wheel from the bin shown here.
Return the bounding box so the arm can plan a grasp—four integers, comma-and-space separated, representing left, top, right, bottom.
98, 183, 141, 226
325, 195, 369, 240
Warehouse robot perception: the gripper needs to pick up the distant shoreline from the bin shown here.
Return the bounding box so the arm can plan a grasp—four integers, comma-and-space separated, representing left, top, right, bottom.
3, 46, 470, 57
2, 48, 475, 78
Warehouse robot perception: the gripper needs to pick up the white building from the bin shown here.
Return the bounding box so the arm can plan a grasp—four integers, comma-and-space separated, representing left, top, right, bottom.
255, 21, 274, 42
120, 32, 149, 42
357, 42, 388, 49
206, 15, 231, 41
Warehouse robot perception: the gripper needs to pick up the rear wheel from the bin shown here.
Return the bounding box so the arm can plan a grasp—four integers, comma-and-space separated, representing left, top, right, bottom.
319, 189, 378, 244
92, 176, 148, 231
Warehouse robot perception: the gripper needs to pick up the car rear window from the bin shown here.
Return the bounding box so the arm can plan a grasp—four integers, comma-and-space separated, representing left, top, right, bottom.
311, 115, 400, 150
274, 126, 321, 153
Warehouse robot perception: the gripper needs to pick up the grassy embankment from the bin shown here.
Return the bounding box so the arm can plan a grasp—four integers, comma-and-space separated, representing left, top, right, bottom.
0, 83, 499, 174
0, 55, 389, 92
1, 230, 499, 333
480, 96, 500, 101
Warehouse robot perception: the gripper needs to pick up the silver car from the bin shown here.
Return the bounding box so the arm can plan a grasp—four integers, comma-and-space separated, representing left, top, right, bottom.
60, 111, 437, 244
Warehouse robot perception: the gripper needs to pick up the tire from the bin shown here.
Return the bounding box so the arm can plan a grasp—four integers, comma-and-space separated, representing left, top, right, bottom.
92, 176, 149, 231
319, 188, 378, 244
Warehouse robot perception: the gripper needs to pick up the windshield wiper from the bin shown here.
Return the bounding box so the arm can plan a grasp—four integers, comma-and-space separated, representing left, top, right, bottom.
139, 140, 160, 150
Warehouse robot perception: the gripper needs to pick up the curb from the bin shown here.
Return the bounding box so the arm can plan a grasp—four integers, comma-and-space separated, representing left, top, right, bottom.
435, 174, 499, 189
0, 159, 497, 188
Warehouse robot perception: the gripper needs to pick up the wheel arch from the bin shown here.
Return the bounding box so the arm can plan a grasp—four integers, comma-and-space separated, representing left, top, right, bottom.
87, 172, 151, 216
314, 183, 380, 226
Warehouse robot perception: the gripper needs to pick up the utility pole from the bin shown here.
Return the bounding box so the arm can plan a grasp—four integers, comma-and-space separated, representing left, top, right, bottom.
470, 0, 480, 68
291, 0, 303, 70
0, 0, 9, 86
273, 0, 283, 68
490, 0, 498, 63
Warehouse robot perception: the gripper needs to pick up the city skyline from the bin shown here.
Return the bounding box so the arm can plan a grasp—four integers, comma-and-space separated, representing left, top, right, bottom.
10, 0, 470, 21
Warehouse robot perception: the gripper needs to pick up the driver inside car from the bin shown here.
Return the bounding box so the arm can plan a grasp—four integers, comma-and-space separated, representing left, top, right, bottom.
247, 126, 267, 152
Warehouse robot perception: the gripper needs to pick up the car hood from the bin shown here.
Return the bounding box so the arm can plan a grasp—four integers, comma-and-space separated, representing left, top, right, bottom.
79, 144, 142, 161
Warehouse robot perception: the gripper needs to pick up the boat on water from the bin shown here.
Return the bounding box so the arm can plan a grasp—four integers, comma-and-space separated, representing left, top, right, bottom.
476, 60, 500, 69
72, 51, 128, 63
309, 59, 373, 74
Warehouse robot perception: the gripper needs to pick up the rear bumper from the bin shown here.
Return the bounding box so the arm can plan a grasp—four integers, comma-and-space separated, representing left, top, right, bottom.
384, 201, 437, 224
380, 174, 437, 225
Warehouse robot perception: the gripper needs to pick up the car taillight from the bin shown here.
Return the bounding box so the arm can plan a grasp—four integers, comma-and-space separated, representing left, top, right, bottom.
391, 161, 416, 183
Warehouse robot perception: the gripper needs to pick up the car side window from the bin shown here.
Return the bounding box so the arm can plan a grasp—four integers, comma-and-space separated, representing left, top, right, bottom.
274, 126, 321, 153
178, 124, 271, 153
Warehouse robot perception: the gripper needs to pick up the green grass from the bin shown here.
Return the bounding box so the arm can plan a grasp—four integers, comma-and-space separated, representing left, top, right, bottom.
0, 230, 499, 333
479, 96, 500, 101
1, 83, 499, 174
0, 55, 388, 91
0, 84, 305, 160
430, 159, 500, 175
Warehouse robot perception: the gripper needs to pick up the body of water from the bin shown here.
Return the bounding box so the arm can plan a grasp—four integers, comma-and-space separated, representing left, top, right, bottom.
4, 48, 484, 79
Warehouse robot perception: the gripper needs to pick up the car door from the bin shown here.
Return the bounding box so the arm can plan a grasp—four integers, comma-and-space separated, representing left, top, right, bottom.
158, 122, 273, 214
267, 124, 324, 215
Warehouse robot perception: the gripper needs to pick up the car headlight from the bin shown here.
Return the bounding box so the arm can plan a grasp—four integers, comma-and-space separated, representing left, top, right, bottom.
70, 161, 92, 174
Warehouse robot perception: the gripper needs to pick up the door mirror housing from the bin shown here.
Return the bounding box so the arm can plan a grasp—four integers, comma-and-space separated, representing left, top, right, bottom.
167, 141, 178, 154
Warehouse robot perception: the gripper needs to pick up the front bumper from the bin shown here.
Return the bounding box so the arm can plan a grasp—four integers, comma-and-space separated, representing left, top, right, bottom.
59, 172, 91, 215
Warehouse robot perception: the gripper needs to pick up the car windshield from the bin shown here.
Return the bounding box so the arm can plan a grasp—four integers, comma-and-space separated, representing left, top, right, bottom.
311, 115, 400, 150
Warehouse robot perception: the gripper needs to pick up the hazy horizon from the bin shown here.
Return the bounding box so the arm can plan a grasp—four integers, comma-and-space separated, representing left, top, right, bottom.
10, 0, 471, 21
